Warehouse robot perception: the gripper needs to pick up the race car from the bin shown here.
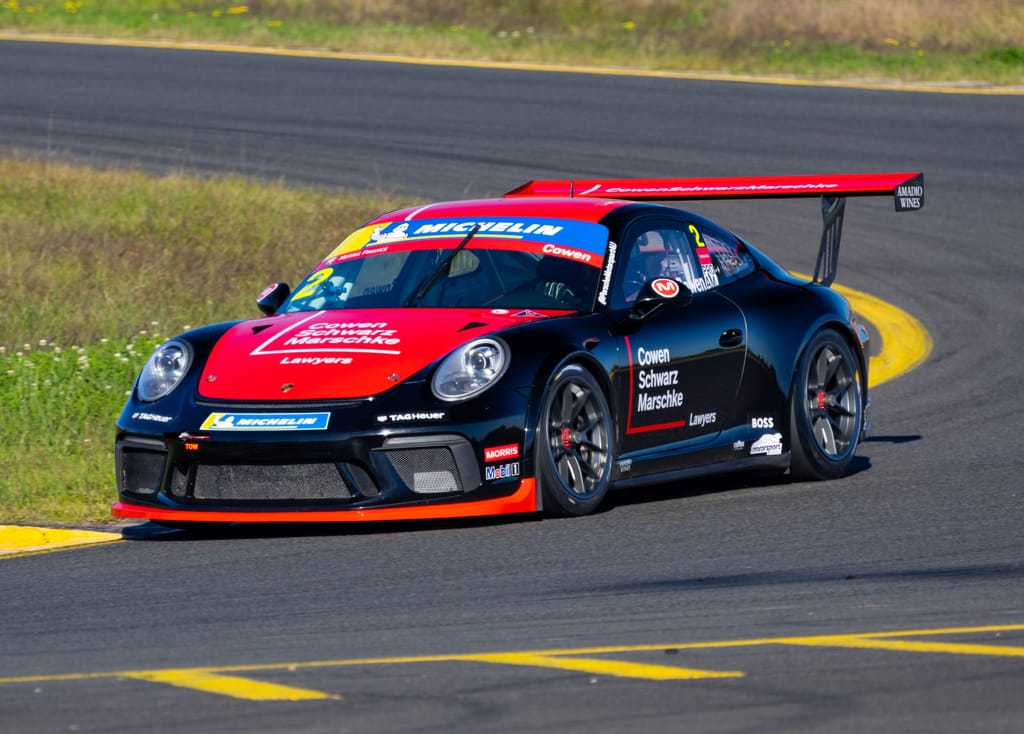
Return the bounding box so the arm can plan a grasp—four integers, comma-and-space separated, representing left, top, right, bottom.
112, 172, 923, 525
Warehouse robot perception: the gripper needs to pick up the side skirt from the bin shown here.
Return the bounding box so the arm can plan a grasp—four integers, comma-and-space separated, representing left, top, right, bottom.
610, 453, 790, 491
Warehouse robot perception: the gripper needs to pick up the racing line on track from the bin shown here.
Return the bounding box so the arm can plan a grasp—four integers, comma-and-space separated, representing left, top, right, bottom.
0, 624, 1021, 702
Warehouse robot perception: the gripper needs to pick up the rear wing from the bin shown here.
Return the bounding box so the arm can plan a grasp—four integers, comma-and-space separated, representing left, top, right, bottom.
505, 172, 924, 286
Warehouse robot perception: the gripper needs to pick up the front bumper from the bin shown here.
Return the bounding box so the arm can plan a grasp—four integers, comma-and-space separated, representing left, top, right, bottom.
114, 426, 535, 522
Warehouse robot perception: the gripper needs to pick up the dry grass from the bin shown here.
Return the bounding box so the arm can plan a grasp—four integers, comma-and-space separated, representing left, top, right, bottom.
242, 0, 1023, 50
709, 0, 1024, 51
2, 1, 1021, 82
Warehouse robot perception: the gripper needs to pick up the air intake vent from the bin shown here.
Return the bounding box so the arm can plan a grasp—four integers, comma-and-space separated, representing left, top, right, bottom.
193, 463, 353, 501
385, 447, 462, 494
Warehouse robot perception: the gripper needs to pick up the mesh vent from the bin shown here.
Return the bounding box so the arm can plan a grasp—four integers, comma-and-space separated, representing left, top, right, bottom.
385, 447, 462, 494
119, 448, 165, 496
193, 463, 352, 501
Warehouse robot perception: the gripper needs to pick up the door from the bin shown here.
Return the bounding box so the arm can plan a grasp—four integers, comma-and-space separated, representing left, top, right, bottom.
610, 220, 747, 469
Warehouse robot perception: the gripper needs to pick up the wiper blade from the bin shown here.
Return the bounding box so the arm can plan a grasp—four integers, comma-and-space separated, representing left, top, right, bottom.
404, 224, 481, 307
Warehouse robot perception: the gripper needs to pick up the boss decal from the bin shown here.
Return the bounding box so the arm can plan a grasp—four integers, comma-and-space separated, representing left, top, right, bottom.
201, 412, 331, 431
751, 416, 776, 429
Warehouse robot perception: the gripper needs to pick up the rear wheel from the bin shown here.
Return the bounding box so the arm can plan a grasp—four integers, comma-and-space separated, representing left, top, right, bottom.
789, 328, 864, 480
536, 364, 614, 516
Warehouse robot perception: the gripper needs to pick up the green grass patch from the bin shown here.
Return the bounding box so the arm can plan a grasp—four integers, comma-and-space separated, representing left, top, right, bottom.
1, 0, 1022, 85
0, 155, 410, 524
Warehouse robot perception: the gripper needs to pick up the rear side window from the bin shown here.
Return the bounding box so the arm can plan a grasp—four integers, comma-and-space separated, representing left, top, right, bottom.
684, 220, 755, 284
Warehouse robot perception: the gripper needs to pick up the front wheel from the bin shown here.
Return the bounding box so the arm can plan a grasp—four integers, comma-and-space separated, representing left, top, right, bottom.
536, 364, 614, 516
789, 328, 864, 480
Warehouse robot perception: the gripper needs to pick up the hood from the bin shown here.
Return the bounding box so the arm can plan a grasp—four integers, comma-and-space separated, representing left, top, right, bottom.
197, 308, 556, 401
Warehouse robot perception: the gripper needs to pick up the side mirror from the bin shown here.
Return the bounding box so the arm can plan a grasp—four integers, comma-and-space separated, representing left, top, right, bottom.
629, 278, 692, 321
256, 282, 290, 315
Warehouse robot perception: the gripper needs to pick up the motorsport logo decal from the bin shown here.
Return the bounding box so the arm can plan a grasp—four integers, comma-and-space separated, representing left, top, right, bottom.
750, 432, 783, 456
201, 412, 331, 431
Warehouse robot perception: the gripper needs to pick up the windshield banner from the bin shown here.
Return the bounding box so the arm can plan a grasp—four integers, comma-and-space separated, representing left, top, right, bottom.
323, 217, 609, 267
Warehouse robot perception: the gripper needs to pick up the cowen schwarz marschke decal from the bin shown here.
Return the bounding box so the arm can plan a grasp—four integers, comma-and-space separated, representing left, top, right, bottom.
506, 172, 927, 213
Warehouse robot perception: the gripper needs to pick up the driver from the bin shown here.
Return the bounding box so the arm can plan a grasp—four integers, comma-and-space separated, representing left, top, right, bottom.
622, 231, 687, 301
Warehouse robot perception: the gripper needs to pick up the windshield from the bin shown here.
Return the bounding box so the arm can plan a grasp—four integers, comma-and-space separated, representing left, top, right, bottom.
283, 217, 609, 313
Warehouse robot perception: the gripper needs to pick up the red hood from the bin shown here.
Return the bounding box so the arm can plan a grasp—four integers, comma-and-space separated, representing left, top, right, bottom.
198, 308, 556, 401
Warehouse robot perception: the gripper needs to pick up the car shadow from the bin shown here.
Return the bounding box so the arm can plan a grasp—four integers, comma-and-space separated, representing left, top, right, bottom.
122, 450, 890, 541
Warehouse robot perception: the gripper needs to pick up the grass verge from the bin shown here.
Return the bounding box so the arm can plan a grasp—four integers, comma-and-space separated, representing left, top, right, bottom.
0, 155, 409, 524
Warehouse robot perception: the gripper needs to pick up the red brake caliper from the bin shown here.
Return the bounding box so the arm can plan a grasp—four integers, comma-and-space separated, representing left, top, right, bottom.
560, 426, 573, 450
816, 390, 828, 411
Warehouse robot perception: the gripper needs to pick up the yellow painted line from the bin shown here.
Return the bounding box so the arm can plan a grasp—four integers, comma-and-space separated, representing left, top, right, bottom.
462, 652, 742, 680
4, 623, 1022, 702
124, 669, 339, 701
834, 281, 933, 387
789, 274, 932, 388
780, 635, 1024, 658
0, 524, 120, 557
1, 32, 1021, 96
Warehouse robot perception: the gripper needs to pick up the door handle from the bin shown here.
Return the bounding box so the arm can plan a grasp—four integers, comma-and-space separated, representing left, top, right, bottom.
719, 328, 744, 348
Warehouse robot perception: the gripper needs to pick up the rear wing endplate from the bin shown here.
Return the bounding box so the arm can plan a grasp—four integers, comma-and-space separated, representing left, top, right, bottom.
506, 172, 924, 287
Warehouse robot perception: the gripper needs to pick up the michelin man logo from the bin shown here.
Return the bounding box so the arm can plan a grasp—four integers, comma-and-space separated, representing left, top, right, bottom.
370, 222, 410, 243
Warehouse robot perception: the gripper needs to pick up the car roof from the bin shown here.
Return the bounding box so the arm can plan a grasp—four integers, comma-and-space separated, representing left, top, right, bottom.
367, 196, 636, 225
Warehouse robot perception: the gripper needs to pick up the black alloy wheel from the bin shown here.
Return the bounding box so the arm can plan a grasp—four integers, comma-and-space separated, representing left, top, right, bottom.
789, 328, 864, 480
536, 364, 613, 516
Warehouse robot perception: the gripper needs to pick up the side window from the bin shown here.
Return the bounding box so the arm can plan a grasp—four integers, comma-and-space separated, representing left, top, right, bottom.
615, 227, 701, 306
684, 220, 755, 285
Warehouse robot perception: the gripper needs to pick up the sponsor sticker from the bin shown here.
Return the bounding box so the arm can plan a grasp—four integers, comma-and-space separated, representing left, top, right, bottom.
485, 462, 520, 480
484, 443, 520, 462
651, 278, 680, 298
750, 432, 783, 456
376, 411, 446, 423
132, 412, 174, 423
200, 412, 331, 431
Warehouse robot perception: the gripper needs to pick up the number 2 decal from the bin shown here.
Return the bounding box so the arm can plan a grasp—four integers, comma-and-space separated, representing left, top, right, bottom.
292, 267, 334, 300
688, 224, 713, 266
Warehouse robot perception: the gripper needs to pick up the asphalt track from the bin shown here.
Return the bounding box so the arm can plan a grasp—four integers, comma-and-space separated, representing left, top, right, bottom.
1, 36, 1023, 733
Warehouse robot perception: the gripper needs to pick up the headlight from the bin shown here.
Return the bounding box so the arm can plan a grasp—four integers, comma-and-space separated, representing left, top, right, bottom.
137, 339, 192, 402
431, 338, 509, 402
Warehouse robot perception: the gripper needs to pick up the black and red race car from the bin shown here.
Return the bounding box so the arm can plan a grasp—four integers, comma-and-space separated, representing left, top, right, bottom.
113, 172, 923, 525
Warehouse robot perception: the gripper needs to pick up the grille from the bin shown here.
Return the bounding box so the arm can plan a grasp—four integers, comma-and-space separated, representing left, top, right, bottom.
385, 447, 461, 494
192, 463, 353, 502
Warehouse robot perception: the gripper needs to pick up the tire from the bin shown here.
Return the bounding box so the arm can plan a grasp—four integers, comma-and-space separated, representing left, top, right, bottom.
536, 364, 614, 516
789, 328, 865, 480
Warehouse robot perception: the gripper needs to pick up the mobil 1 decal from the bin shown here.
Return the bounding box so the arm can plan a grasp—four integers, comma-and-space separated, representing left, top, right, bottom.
625, 337, 687, 433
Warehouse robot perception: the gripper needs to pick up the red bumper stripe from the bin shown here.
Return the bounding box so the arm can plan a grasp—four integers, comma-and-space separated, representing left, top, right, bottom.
112, 479, 537, 523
